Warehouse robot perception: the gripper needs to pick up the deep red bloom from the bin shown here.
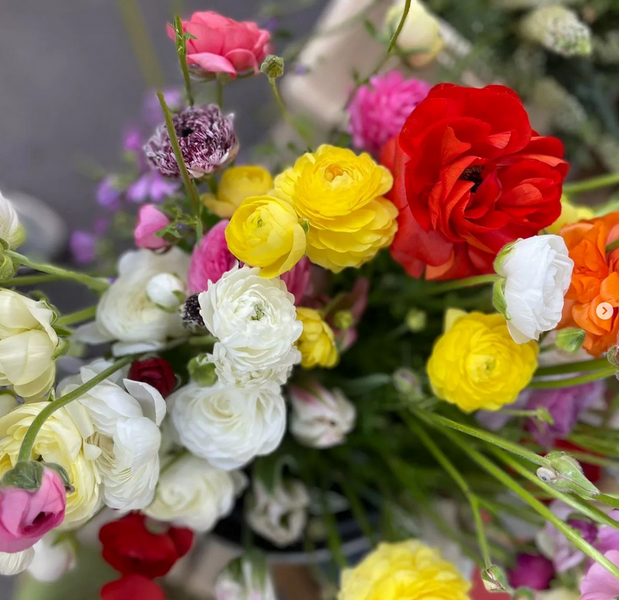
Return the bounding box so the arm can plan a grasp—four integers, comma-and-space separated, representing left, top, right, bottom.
382, 84, 568, 280
99, 513, 193, 579
128, 358, 176, 398
101, 575, 165, 600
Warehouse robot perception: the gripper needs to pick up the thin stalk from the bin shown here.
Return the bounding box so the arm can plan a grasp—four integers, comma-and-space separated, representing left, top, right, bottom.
387, 0, 411, 53
339, 478, 377, 545
268, 78, 313, 149
534, 357, 610, 377
529, 367, 616, 389
216, 80, 224, 109
4, 274, 64, 286
157, 93, 203, 239
599, 494, 619, 510
7, 252, 109, 293
413, 274, 499, 297
173, 15, 194, 106
56, 306, 97, 327
319, 488, 348, 569
563, 172, 619, 195
17, 356, 134, 463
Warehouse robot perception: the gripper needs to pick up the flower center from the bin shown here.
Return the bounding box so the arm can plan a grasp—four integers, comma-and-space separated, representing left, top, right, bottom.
459, 165, 484, 193
180, 126, 194, 137
324, 165, 344, 182
252, 304, 266, 321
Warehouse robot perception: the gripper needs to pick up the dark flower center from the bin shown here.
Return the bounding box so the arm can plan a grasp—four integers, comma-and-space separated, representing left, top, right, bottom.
180, 126, 194, 138
459, 165, 484, 193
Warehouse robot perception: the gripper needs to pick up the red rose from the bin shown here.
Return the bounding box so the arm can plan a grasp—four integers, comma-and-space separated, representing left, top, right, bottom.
101, 575, 165, 600
128, 358, 176, 398
99, 513, 193, 579
382, 84, 568, 280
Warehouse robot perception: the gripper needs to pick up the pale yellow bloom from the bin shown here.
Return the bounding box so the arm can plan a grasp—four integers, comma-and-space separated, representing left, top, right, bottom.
546, 196, 595, 234
296, 308, 338, 369
339, 540, 471, 600
427, 311, 538, 412
225, 195, 306, 278
203, 166, 274, 218
274, 145, 397, 272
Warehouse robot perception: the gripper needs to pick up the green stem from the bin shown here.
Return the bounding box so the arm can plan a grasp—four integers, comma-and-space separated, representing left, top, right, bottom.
56, 306, 97, 327
563, 172, 619, 195
216, 79, 224, 109
173, 15, 194, 106
607, 238, 619, 253
387, 0, 411, 53
534, 357, 610, 377
339, 478, 377, 545
157, 93, 203, 239
268, 78, 313, 150
320, 488, 348, 569
529, 367, 616, 389
599, 494, 619, 510
7, 251, 109, 293
415, 274, 499, 297
4, 274, 64, 286
17, 356, 134, 463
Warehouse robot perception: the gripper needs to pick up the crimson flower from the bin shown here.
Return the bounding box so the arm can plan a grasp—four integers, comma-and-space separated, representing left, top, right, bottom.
128, 358, 176, 398
101, 575, 165, 600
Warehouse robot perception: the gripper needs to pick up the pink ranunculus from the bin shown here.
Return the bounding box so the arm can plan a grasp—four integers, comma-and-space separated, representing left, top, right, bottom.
581, 550, 619, 600
347, 71, 431, 156
280, 257, 311, 305
0, 468, 66, 553
134, 205, 170, 250
168, 12, 272, 78
188, 220, 236, 293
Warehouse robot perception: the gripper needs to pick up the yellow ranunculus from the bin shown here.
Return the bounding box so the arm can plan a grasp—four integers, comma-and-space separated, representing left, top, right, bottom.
0, 289, 60, 399
0, 403, 101, 528
338, 540, 471, 600
274, 145, 398, 273
546, 196, 595, 234
203, 165, 274, 218
296, 307, 338, 369
427, 311, 538, 412
225, 195, 307, 278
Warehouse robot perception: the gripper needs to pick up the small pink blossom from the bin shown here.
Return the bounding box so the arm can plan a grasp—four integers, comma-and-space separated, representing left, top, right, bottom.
169, 12, 272, 78
581, 550, 619, 600
188, 220, 236, 293
134, 205, 170, 250
0, 468, 66, 553
280, 257, 311, 305
347, 71, 431, 156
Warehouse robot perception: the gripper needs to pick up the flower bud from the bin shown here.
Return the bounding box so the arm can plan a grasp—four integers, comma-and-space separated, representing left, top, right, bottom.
406, 308, 427, 332
146, 273, 186, 311
260, 55, 285, 80
333, 310, 354, 331
188, 354, 217, 386
0, 191, 25, 250
555, 328, 585, 353
215, 551, 276, 600
537, 452, 600, 498
481, 565, 512, 593
393, 368, 423, 398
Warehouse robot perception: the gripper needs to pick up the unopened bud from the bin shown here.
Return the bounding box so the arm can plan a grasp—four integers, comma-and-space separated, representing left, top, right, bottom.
0, 247, 17, 282
333, 310, 354, 331
146, 273, 185, 311
555, 328, 585, 353
188, 354, 217, 386
2, 461, 44, 491
406, 308, 427, 332
538, 452, 600, 498
260, 55, 285, 80
481, 565, 512, 594
393, 368, 423, 398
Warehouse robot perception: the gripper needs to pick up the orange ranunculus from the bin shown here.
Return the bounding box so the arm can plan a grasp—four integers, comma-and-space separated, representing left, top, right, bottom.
559, 212, 619, 356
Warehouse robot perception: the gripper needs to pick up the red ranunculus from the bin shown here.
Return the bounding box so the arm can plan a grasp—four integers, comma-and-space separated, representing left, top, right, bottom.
99, 513, 193, 579
382, 84, 568, 280
128, 358, 176, 398
101, 575, 165, 600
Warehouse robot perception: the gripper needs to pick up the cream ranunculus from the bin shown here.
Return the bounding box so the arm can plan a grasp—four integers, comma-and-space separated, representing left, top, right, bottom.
59, 361, 166, 511
145, 454, 246, 531
494, 235, 574, 344
0, 403, 102, 528
199, 265, 302, 389
27, 535, 75, 582
0, 549, 34, 576
84, 248, 190, 355
170, 381, 286, 471
289, 380, 356, 448
146, 272, 186, 311
0, 289, 59, 399
247, 479, 309, 548
0, 190, 25, 249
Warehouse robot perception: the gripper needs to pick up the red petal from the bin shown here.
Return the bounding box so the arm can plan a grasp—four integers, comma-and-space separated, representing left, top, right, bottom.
101, 576, 165, 600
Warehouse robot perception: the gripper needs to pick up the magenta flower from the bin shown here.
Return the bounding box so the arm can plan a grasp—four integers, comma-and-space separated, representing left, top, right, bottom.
188, 220, 236, 293
280, 257, 311, 305
508, 553, 554, 591
0, 468, 66, 553
134, 205, 171, 250
347, 71, 430, 156
581, 550, 619, 600
70, 231, 98, 265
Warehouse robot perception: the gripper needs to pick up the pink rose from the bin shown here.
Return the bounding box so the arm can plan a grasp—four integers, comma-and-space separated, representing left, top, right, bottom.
168, 12, 272, 78
0, 467, 66, 553
280, 257, 311, 305
347, 71, 430, 156
188, 220, 236, 293
134, 205, 170, 250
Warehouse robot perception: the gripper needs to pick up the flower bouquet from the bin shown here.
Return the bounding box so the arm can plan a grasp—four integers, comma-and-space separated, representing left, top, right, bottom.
3, 3, 619, 600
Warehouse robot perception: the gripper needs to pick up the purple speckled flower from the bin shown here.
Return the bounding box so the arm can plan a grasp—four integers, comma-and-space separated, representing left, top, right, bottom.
70, 231, 98, 264
508, 553, 554, 591
347, 71, 431, 156
127, 170, 180, 204
96, 177, 122, 211
145, 105, 238, 179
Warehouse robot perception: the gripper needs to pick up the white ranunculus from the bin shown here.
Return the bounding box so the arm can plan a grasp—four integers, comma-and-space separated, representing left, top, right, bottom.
27, 535, 75, 582
147, 273, 186, 310
0, 548, 35, 576
495, 235, 574, 344
60, 361, 166, 511
198, 265, 302, 389
0, 289, 59, 399
247, 479, 309, 548
145, 454, 246, 531
385, 0, 444, 67
215, 552, 277, 600
170, 381, 286, 471
289, 380, 356, 449
0, 190, 24, 249
89, 248, 190, 355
